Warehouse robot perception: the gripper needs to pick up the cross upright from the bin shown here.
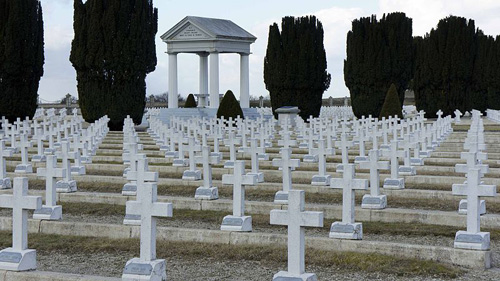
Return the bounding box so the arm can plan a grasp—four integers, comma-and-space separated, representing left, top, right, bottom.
15, 134, 33, 174
456, 151, 489, 177
33, 155, 66, 220
57, 141, 76, 180
436, 110, 443, 120
278, 132, 297, 148
311, 138, 334, 186
31, 128, 47, 162
122, 181, 172, 280
335, 133, 353, 172
0, 177, 42, 271
382, 140, 406, 189
270, 190, 323, 280
182, 137, 201, 181
172, 132, 188, 166
0, 140, 13, 189
272, 148, 300, 204
194, 146, 221, 200
241, 138, 264, 182
452, 168, 496, 250
224, 131, 241, 168
220, 160, 257, 232
398, 135, 417, 176
360, 149, 390, 209
330, 164, 368, 239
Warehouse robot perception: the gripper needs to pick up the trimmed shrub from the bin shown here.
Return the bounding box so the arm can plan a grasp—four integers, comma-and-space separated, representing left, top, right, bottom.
379, 84, 403, 119
217, 90, 244, 120
184, 94, 197, 108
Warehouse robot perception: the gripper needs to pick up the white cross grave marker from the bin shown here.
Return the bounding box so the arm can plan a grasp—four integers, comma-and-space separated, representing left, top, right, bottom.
360, 149, 390, 209
221, 160, 257, 232
272, 148, 300, 204
382, 140, 406, 189
330, 164, 368, 239
14, 134, 32, 174
0, 177, 42, 271
335, 133, 353, 172
455, 151, 489, 215
0, 140, 13, 189
270, 190, 323, 281
194, 146, 221, 200
182, 137, 202, 181
224, 131, 241, 168
242, 138, 265, 183
33, 155, 66, 220
31, 128, 47, 163
122, 143, 141, 196
311, 138, 333, 186
452, 168, 496, 250
55, 141, 77, 193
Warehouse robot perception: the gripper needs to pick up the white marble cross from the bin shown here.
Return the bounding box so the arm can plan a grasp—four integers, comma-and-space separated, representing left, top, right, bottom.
277, 132, 297, 148
55, 141, 77, 192
455, 152, 489, 177
354, 127, 367, 163
270, 190, 323, 280
241, 138, 264, 182
0, 140, 13, 189
33, 155, 66, 220
360, 149, 389, 209
221, 160, 257, 232
436, 110, 443, 120
31, 128, 47, 162
382, 140, 406, 189
194, 146, 221, 200
452, 168, 496, 250
335, 133, 353, 172
330, 164, 368, 240
454, 109, 462, 123
272, 148, 300, 204
311, 138, 333, 185
15, 134, 33, 174
224, 131, 241, 168
182, 137, 201, 180
0, 177, 42, 271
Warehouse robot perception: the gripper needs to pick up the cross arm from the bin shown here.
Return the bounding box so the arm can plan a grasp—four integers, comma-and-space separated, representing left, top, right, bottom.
270, 209, 288, 226
0, 195, 13, 209
25, 196, 42, 210
151, 202, 173, 218
271, 159, 283, 167
242, 174, 258, 186
300, 211, 324, 228
221, 174, 234, 185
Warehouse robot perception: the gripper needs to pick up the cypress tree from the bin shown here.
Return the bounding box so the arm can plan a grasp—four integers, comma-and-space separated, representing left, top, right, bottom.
70, 0, 158, 130
344, 13, 413, 118
216, 90, 244, 120
486, 36, 500, 109
184, 94, 197, 108
264, 16, 331, 120
379, 83, 403, 119
0, 0, 44, 123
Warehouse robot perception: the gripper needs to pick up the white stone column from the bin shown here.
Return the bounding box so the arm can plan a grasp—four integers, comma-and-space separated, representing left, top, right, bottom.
209, 52, 220, 108
168, 53, 178, 108
240, 53, 250, 108
198, 53, 209, 108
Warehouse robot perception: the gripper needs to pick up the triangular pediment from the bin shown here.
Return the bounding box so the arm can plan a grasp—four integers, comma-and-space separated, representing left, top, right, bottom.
172, 23, 211, 40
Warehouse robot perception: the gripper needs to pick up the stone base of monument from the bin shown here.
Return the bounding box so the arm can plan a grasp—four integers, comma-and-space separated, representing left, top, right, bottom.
410, 158, 424, 166
298, 143, 308, 149
56, 180, 77, 193
258, 153, 269, 161
71, 166, 86, 176
81, 156, 92, 164
379, 144, 390, 150
123, 214, 141, 226
43, 148, 56, 155
6, 147, 18, 154
172, 159, 188, 167
336, 164, 344, 173
0, 248, 36, 271
165, 151, 178, 158
224, 161, 235, 169
399, 166, 416, 176
354, 156, 368, 163
0, 178, 11, 189
329, 222, 363, 240
123, 167, 130, 178
31, 154, 46, 162
383, 178, 405, 190
458, 199, 486, 215
454, 231, 490, 250
182, 170, 201, 181
159, 145, 168, 151
274, 191, 288, 204
248, 172, 264, 183
210, 152, 222, 159
272, 271, 317, 281
194, 186, 218, 200
122, 258, 167, 281
361, 195, 387, 209
303, 155, 318, 163
122, 182, 137, 196
33, 205, 62, 220
311, 175, 331, 186
220, 215, 252, 232
14, 164, 32, 174
419, 151, 432, 158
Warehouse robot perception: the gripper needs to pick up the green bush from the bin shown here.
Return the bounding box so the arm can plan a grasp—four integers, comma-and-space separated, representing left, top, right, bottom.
379, 84, 403, 119
184, 94, 197, 108
217, 90, 244, 120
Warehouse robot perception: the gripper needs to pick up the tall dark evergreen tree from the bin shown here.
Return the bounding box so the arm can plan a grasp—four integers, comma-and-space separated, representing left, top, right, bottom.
486, 36, 500, 110
0, 0, 44, 123
264, 16, 331, 120
344, 12, 413, 118
70, 0, 158, 130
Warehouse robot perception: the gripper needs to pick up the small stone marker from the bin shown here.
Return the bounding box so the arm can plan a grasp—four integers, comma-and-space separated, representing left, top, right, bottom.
221, 160, 257, 232
194, 146, 221, 200
33, 155, 66, 220
454, 109, 462, 123
14, 134, 33, 174
122, 182, 172, 281
0, 140, 13, 189
311, 138, 333, 186
382, 141, 405, 189
270, 190, 323, 281
272, 148, 300, 204
330, 164, 368, 239
452, 168, 496, 250
360, 149, 389, 209
0, 177, 42, 271
55, 141, 77, 193
182, 137, 202, 180
241, 138, 265, 183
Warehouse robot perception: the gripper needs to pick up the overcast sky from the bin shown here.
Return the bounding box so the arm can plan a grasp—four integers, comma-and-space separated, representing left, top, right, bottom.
39, 0, 500, 103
